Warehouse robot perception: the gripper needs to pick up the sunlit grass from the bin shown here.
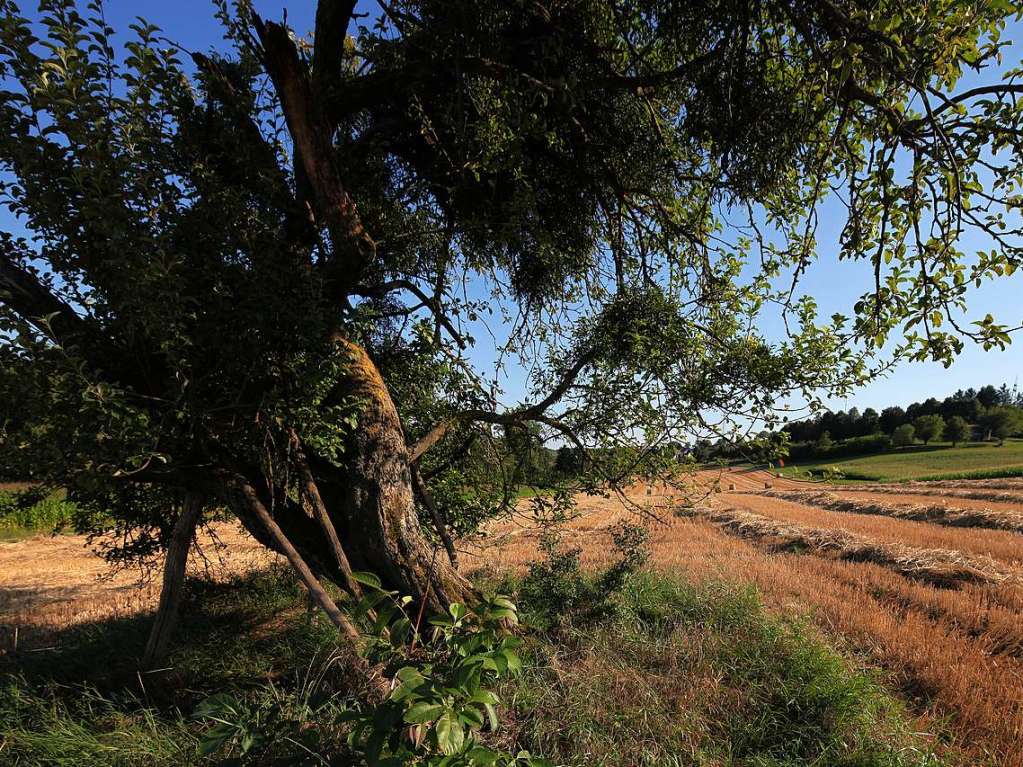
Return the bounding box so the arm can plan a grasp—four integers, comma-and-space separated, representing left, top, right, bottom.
779, 439, 1023, 481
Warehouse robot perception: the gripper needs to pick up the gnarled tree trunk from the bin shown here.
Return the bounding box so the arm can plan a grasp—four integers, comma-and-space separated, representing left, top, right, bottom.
221, 339, 470, 614
324, 338, 470, 610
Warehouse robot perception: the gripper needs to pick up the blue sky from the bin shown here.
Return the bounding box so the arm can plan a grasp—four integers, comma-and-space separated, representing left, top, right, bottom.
6, 1, 1023, 415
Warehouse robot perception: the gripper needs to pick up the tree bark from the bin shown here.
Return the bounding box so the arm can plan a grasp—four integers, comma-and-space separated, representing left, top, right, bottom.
250, 12, 470, 612
318, 338, 471, 611
142, 493, 203, 668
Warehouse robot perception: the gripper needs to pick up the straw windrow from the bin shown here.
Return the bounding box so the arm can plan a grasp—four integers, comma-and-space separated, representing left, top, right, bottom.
753, 489, 1023, 533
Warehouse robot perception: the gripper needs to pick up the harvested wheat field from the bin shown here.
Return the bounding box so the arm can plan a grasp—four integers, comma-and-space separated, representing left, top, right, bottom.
464, 466, 1023, 767
3, 467, 1023, 764
0, 522, 277, 652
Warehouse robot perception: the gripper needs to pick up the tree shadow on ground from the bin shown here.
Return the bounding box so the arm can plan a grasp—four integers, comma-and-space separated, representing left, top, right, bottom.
0, 566, 334, 710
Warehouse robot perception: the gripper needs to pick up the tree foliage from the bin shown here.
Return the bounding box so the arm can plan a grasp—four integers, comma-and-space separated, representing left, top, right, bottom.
892, 423, 916, 447
912, 414, 945, 444
1, 0, 1023, 602
980, 405, 1023, 444
945, 414, 970, 446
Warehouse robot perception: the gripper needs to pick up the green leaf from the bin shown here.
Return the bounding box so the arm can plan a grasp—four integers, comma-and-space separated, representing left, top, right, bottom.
193, 692, 241, 720
484, 702, 499, 731
435, 710, 465, 755
469, 690, 500, 705
503, 650, 522, 674
352, 570, 382, 589
395, 666, 426, 686
198, 723, 235, 756
239, 730, 259, 754
459, 705, 485, 729
467, 745, 501, 765
404, 701, 445, 724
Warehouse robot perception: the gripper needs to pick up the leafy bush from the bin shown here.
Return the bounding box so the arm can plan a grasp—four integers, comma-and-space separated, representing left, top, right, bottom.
815, 431, 834, 454
519, 520, 649, 630
0, 487, 77, 533
892, 424, 916, 447
194, 575, 550, 767
789, 433, 892, 462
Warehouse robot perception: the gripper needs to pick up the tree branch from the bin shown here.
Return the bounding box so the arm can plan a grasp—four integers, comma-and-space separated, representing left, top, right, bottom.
0, 244, 164, 393
353, 279, 466, 349
289, 428, 367, 601
222, 470, 360, 639
409, 348, 595, 460
313, 0, 357, 102
0, 247, 88, 343
410, 464, 458, 567
253, 14, 376, 296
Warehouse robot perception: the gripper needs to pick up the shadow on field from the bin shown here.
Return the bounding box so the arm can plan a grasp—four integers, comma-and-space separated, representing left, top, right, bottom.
0, 566, 324, 705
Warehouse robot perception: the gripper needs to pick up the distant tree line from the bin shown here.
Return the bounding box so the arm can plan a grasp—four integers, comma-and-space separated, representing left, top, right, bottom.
782, 383, 1023, 460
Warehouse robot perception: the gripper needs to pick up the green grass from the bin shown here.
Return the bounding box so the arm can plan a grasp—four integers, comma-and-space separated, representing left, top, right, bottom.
0, 566, 952, 766
0, 487, 78, 540
506, 575, 945, 767
778, 439, 1023, 482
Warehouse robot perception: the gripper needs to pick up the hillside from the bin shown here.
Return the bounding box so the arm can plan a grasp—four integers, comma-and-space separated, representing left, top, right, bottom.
779, 440, 1023, 482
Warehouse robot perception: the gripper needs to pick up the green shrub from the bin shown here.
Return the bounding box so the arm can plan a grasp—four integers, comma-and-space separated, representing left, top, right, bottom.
892, 424, 916, 447
519, 520, 649, 630
0, 487, 77, 533
194, 575, 550, 767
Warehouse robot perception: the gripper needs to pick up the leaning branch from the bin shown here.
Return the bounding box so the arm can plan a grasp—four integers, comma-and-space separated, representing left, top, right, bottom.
0, 247, 88, 343
225, 472, 360, 639
0, 246, 160, 394
289, 428, 366, 601
142, 492, 203, 668
410, 464, 458, 567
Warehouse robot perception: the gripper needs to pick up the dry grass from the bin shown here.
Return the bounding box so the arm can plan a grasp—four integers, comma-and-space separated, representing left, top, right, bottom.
687, 504, 1020, 587
0, 522, 276, 651
756, 489, 1023, 534
846, 483, 1023, 505
464, 470, 1023, 765
729, 492, 1023, 565
893, 478, 1023, 491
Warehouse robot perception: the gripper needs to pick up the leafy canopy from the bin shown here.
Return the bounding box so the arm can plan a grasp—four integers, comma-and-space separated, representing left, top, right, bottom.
1, 0, 1022, 549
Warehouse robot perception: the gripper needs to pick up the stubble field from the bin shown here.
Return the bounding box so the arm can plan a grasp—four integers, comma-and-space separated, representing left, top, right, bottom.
2, 468, 1022, 764
465, 468, 1023, 767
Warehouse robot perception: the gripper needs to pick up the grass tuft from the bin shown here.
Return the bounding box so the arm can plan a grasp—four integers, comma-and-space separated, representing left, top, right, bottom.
506, 574, 944, 766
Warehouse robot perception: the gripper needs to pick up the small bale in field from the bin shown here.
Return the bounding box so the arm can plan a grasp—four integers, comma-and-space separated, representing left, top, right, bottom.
728, 483, 736, 491
764, 481, 772, 489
